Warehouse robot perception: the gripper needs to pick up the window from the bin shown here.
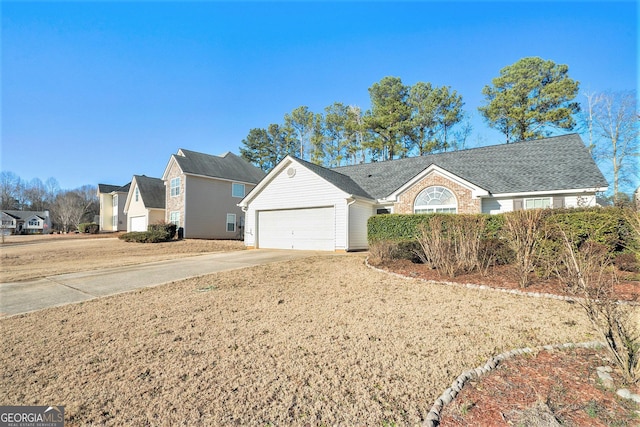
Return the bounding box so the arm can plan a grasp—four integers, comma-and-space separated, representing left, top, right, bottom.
525, 197, 551, 210
169, 211, 180, 227
112, 215, 117, 228
112, 195, 118, 207
414, 186, 458, 214
170, 177, 180, 197
135, 187, 139, 202
226, 214, 236, 232
28, 218, 40, 226
232, 183, 245, 198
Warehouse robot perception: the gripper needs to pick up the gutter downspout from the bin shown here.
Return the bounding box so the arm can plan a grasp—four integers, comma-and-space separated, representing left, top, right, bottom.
345, 197, 356, 252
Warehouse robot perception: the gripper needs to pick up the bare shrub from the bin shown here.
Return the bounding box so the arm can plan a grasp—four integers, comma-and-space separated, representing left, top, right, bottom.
415, 215, 486, 277
368, 240, 399, 264
503, 209, 546, 288
556, 229, 639, 383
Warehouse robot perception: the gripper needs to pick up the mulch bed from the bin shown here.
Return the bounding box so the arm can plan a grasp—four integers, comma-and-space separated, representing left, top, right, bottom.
376, 260, 640, 426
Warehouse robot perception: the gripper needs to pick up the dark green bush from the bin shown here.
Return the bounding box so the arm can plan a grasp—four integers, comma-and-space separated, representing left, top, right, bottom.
78, 223, 99, 234
367, 213, 503, 243
148, 222, 177, 239
544, 207, 635, 253
367, 207, 637, 272
119, 229, 172, 243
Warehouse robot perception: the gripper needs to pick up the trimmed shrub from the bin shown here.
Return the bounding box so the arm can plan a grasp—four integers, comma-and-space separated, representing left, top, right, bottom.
148, 222, 177, 239
78, 223, 99, 234
119, 228, 173, 243
545, 207, 638, 253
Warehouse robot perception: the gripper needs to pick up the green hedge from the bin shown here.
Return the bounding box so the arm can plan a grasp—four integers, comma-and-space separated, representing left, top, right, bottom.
367, 213, 504, 243
544, 207, 638, 253
368, 207, 638, 256
148, 222, 177, 239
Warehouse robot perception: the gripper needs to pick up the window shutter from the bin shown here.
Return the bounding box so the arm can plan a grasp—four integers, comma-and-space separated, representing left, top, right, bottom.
513, 199, 523, 211
553, 197, 565, 209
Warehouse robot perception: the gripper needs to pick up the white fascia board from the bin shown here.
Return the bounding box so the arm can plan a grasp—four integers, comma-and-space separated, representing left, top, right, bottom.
123, 177, 138, 214
161, 155, 179, 181
238, 156, 295, 208
490, 187, 609, 198
382, 164, 489, 202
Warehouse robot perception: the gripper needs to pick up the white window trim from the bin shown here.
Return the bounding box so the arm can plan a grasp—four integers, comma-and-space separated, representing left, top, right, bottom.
414, 186, 458, 214
169, 211, 180, 227
135, 187, 139, 202
524, 197, 551, 210
170, 177, 180, 197
226, 213, 236, 232
232, 183, 245, 198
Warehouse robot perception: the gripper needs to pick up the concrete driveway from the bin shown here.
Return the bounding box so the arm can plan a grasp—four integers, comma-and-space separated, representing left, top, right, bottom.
0, 249, 319, 318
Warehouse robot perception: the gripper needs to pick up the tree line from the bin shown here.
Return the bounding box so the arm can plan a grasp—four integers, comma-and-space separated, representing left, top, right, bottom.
0, 172, 98, 233
240, 56, 638, 202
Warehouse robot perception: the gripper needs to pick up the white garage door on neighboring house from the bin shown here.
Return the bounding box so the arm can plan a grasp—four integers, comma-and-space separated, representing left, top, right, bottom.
258, 207, 335, 251
130, 216, 147, 232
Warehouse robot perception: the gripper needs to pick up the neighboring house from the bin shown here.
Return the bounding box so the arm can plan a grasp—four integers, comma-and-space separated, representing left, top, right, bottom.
239, 134, 609, 252
161, 149, 266, 239
1, 210, 52, 234
97, 183, 131, 232
123, 175, 166, 232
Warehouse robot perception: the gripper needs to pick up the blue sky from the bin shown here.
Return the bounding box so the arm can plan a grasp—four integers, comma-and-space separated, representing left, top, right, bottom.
2, 1, 637, 191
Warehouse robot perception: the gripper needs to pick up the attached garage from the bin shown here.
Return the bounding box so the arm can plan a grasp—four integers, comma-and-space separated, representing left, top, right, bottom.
257, 207, 335, 250
130, 216, 147, 232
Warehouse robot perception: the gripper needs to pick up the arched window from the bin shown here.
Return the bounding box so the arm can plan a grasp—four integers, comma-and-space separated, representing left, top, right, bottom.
414, 186, 458, 214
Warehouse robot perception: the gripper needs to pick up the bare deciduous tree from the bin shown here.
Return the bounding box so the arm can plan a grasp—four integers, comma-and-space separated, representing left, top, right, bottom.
52, 187, 97, 232
586, 90, 639, 203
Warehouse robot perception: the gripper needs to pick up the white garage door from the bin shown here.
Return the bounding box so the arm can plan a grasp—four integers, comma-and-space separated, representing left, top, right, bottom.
130, 216, 147, 232
258, 207, 335, 251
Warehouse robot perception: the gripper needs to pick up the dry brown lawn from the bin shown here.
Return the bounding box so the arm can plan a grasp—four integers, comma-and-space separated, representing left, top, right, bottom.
0, 234, 245, 282
0, 236, 598, 426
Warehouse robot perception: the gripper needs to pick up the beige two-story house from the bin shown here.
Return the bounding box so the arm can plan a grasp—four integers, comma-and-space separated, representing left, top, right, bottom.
162, 149, 265, 239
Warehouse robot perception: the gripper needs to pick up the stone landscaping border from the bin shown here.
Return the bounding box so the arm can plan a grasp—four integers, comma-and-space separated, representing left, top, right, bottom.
363, 258, 639, 425
421, 341, 604, 427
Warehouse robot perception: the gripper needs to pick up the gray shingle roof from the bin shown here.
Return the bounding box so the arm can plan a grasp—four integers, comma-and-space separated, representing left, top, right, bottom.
292, 158, 373, 199
133, 175, 165, 209
331, 134, 608, 199
2, 210, 49, 220
174, 150, 266, 184
98, 183, 130, 193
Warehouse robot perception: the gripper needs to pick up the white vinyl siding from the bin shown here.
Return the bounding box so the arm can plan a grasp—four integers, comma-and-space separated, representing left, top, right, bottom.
348, 202, 374, 250
244, 161, 351, 251
481, 198, 514, 214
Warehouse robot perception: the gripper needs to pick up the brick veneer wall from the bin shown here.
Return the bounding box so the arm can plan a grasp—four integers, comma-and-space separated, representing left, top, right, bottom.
393, 171, 481, 214
165, 162, 185, 225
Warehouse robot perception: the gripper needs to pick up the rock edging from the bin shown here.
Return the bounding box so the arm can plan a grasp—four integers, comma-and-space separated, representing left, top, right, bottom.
421, 341, 604, 426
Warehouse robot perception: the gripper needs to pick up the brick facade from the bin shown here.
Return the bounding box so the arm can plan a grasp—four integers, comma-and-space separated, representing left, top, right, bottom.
165, 161, 185, 225
393, 171, 481, 214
